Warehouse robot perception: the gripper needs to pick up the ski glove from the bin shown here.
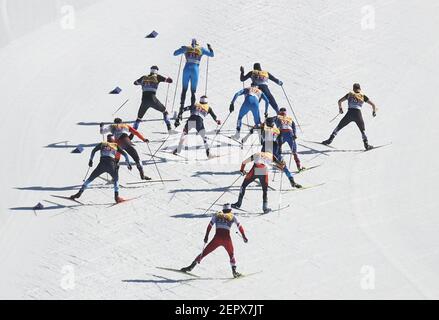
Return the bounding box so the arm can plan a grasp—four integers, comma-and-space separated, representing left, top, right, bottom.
277, 80, 283, 86
216, 119, 221, 125
240, 66, 244, 73
166, 77, 173, 84
204, 235, 209, 243
88, 160, 93, 167
240, 169, 247, 176
229, 103, 234, 113
174, 118, 180, 128
264, 112, 268, 119
339, 107, 344, 114
143, 138, 150, 143
127, 163, 133, 171
242, 235, 248, 243
99, 122, 104, 127
372, 111, 376, 117
207, 43, 213, 52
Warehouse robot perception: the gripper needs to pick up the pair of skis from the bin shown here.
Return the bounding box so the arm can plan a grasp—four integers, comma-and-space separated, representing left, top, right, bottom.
155, 266, 262, 281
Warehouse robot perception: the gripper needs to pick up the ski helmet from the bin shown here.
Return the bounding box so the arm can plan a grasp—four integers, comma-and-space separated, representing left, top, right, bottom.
265, 117, 274, 127
353, 83, 361, 91
253, 62, 262, 71
107, 134, 115, 142
114, 117, 122, 124
200, 95, 208, 104
150, 65, 159, 74
279, 107, 287, 115
191, 38, 198, 47
223, 203, 232, 213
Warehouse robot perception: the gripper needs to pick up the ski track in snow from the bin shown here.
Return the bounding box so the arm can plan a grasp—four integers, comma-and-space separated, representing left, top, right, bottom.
1, 0, 439, 299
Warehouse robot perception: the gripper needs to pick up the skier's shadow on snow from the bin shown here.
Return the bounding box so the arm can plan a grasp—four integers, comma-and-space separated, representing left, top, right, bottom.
122, 275, 195, 284
10, 204, 65, 211
14, 184, 111, 191
191, 170, 241, 177
44, 141, 99, 149
298, 143, 363, 155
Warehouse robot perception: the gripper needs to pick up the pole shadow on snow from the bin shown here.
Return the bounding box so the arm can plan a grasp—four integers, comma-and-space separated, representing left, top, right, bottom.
191, 170, 241, 177
170, 212, 212, 219
10, 204, 65, 211
298, 143, 363, 155
76, 119, 157, 126
168, 186, 261, 194
14, 184, 112, 192
44, 141, 99, 149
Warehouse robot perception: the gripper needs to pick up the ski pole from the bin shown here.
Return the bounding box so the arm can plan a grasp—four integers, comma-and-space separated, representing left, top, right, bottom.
329, 112, 341, 123
203, 174, 243, 215
164, 82, 170, 108
281, 85, 303, 133
146, 142, 164, 184
208, 112, 232, 149
112, 99, 129, 116
171, 55, 183, 115
82, 166, 91, 182
205, 57, 209, 96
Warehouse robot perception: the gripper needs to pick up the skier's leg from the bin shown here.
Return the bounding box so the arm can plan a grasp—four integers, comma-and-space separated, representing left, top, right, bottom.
261, 85, 279, 114
134, 93, 151, 130
196, 237, 221, 263
197, 119, 209, 157
236, 102, 250, 133
232, 167, 256, 208
180, 67, 190, 108
107, 161, 122, 202
190, 67, 199, 106
174, 121, 190, 154
72, 163, 104, 198
124, 144, 149, 180
323, 111, 353, 144
285, 132, 301, 170
151, 96, 172, 131
250, 102, 262, 127
258, 173, 270, 212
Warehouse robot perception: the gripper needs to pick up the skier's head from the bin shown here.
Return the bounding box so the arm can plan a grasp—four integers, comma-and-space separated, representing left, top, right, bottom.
253, 63, 262, 71
191, 38, 198, 48
265, 117, 274, 127
106, 134, 115, 142
353, 83, 361, 93
114, 117, 123, 124
222, 203, 232, 213
150, 65, 159, 75
199, 95, 208, 104
279, 107, 287, 116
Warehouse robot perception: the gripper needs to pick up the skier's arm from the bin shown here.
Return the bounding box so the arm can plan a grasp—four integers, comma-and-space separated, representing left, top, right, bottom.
202, 46, 214, 57
365, 96, 377, 116
128, 126, 147, 142
338, 94, 348, 113
204, 216, 215, 242
89, 143, 101, 162
240, 155, 254, 172
292, 121, 297, 138
133, 76, 144, 85
268, 72, 283, 86
208, 107, 218, 122
99, 125, 111, 135
240, 71, 252, 82
157, 74, 173, 83
231, 89, 245, 104
261, 92, 270, 114
173, 46, 186, 56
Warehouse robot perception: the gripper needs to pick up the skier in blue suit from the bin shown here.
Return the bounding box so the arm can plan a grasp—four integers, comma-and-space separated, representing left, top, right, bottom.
229, 84, 270, 139
173, 39, 214, 114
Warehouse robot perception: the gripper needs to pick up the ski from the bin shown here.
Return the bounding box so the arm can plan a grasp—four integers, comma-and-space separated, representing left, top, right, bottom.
156, 266, 200, 278
51, 194, 84, 205
107, 196, 142, 207
224, 134, 243, 146
292, 164, 322, 174
126, 179, 181, 185
234, 205, 290, 216
363, 142, 392, 152
223, 270, 263, 282
303, 140, 337, 149
282, 182, 325, 193
159, 150, 189, 160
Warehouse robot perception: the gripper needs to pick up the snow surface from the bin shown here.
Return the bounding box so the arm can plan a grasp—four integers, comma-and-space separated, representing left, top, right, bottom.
1, 0, 439, 299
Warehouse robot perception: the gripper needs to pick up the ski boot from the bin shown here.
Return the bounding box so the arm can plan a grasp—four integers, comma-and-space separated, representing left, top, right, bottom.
180, 260, 197, 273
289, 177, 302, 188
70, 189, 84, 200
262, 201, 272, 214
363, 140, 374, 151
137, 163, 151, 180
232, 266, 242, 278
114, 192, 125, 204
231, 130, 240, 140
231, 194, 243, 209
322, 134, 335, 145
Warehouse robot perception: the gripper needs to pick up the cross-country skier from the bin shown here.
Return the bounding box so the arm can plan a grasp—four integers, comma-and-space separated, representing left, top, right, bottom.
173, 39, 214, 109
100, 118, 151, 180
229, 83, 269, 139
322, 83, 377, 150
180, 203, 247, 278
251, 117, 300, 187
70, 134, 132, 203
240, 63, 283, 115
172, 96, 221, 158
232, 151, 302, 213
275, 107, 302, 171
133, 65, 173, 132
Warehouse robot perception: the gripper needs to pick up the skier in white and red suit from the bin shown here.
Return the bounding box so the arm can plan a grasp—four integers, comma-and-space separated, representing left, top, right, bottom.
180, 203, 248, 278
